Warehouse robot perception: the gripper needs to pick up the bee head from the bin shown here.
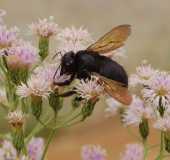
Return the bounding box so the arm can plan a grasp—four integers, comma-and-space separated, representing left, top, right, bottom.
60, 51, 76, 75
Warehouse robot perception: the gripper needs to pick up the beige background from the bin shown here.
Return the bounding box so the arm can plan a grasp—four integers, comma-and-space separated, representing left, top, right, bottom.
0, 0, 170, 159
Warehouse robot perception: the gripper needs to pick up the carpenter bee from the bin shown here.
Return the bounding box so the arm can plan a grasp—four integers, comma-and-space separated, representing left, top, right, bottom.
54, 25, 132, 105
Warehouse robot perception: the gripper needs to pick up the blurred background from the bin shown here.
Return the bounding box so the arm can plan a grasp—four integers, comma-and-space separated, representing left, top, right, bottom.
0, 0, 170, 159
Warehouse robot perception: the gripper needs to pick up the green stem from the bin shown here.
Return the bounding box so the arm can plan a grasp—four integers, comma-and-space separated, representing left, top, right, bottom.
156, 132, 164, 160
143, 140, 148, 160
41, 129, 57, 160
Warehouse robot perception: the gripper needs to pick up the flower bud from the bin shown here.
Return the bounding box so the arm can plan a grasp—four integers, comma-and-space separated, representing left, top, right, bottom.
81, 98, 98, 121
49, 92, 63, 114
139, 118, 149, 140
7, 110, 25, 153
7, 110, 24, 129
39, 37, 49, 60
12, 128, 25, 153
31, 96, 42, 119
72, 96, 82, 109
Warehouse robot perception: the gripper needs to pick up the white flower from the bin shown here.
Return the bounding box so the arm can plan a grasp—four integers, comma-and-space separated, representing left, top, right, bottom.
57, 26, 93, 54
29, 16, 59, 38
7, 110, 25, 127
27, 137, 44, 160
81, 144, 107, 160
105, 97, 122, 117
0, 140, 17, 160
121, 143, 144, 160
74, 76, 103, 100
142, 72, 170, 110
122, 95, 154, 126
17, 75, 51, 98
129, 60, 157, 87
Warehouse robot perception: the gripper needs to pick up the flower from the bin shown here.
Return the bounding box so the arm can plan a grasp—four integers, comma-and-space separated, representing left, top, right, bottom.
17, 75, 51, 98
57, 26, 93, 54
34, 63, 71, 88
17, 62, 71, 98
121, 143, 144, 160
142, 72, 170, 110
0, 9, 6, 17
105, 97, 122, 117
74, 76, 103, 100
27, 137, 44, 160
7, 110, 25, 127
122, 95, 154, 126
153, 115, 170, 131
0, 9, 6, 24
0, 25, 18, 54
0, 137, 44, 160
0, 140, 17, 160
129, 60, 157, 87
81, 144, 107, 160
29, 16, 59, 38
6, 39, 39, 69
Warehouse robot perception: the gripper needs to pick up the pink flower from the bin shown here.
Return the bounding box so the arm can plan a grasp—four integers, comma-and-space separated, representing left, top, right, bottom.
29, 16, 59, 38
121, 143, 144, 160
81, 144, 107, 160
122, 95, 154, 126
27, 137, 44, 160
0, 25, 18, 54
6, 39, 38, 69
57, 26, 93, 54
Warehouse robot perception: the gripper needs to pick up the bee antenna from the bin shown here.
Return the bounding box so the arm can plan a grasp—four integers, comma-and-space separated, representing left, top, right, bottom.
52, 51, 62, 59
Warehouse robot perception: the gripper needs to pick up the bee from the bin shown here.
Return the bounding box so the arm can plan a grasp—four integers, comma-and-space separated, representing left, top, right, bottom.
54, 25, 132, 105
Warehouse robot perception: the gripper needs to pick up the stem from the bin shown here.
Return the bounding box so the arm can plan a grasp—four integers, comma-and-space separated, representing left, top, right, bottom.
41, 129, 56, 160
156, 131, 164, 160
143, 140, 148, 160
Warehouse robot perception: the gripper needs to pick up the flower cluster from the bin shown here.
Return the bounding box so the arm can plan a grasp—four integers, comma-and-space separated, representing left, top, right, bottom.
0, 138, 44, 160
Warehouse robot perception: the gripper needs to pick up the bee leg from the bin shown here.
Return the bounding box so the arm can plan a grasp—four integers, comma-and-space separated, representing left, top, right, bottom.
57, 90, 76, 97
53, 74, 75, 86
77, 69, 91, 80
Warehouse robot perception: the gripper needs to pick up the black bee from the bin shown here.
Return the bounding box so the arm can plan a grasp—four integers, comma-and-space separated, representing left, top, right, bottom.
54, 25, 132, 105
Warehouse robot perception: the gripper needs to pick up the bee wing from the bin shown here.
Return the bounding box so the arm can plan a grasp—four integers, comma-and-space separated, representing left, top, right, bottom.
87, 24, 131, 54
95, 73, 132, 105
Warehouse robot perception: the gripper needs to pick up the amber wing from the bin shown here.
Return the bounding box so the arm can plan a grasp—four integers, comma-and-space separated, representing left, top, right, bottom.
87, 24, 131, 54
96, 74, 132, 105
